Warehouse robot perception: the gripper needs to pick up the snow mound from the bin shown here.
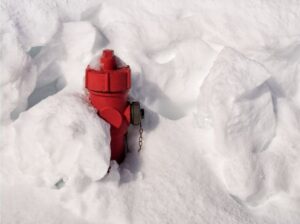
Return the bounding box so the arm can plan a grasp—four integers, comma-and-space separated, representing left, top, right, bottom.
197, 48, 275, 201
1, 92, 110, 187
0, 31, 37, 124
28, 21, 107, 109
141, 38, 218, 119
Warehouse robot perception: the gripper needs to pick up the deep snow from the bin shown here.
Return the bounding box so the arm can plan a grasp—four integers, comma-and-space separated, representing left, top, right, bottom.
1, 0, 300, 223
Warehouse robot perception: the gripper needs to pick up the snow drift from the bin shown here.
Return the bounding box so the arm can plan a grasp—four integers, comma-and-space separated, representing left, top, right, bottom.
1, 0, 300, 223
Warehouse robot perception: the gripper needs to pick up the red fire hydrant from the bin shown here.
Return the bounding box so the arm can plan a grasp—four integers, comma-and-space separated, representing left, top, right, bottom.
85, 49, 144, 163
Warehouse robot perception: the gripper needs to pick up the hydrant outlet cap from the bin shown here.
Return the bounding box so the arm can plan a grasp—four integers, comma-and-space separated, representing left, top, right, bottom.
130, 102, 144, 125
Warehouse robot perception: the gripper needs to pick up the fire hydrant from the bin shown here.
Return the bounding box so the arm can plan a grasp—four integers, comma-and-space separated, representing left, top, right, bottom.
85, 49, 144, 163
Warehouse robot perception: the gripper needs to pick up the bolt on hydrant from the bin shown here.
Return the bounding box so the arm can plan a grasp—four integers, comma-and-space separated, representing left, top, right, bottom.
85, 49, 144, 163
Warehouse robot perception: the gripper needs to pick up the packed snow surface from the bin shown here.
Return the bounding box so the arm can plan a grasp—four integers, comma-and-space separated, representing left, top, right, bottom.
1, 0, 300, 223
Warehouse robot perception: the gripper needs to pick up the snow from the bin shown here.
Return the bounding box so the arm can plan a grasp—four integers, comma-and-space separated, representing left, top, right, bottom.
11, 92, 110, 184
1, 0, 300, 223
198, 48, 276, 201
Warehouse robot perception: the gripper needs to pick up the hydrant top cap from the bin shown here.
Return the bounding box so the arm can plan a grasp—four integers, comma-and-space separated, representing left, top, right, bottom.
86, 49, 131, 93
101, 49, 116, 71
102, 49, 114, 58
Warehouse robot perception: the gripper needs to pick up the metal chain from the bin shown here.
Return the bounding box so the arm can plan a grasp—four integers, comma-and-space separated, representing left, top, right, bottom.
138, 122, 143, 152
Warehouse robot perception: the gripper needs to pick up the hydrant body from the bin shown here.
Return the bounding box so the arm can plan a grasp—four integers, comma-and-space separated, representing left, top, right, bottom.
85, 50, 142, 163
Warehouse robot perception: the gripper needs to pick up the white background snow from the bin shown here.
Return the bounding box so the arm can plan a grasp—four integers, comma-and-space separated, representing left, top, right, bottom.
1, 0, 300, 223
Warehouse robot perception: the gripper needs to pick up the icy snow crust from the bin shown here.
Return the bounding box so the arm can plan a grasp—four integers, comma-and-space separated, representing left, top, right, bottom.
1, 0, 300, 223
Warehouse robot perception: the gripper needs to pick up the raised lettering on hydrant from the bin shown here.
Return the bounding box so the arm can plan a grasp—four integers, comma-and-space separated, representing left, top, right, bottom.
85, 49, 144, 163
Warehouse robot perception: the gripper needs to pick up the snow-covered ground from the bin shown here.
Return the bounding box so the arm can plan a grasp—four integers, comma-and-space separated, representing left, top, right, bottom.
1, 0, 300, 223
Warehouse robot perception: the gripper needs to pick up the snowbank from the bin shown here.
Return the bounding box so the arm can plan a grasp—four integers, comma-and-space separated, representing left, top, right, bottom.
1, 91, 110, 185
1, 0, 300, 223
198, 48, 276, 201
